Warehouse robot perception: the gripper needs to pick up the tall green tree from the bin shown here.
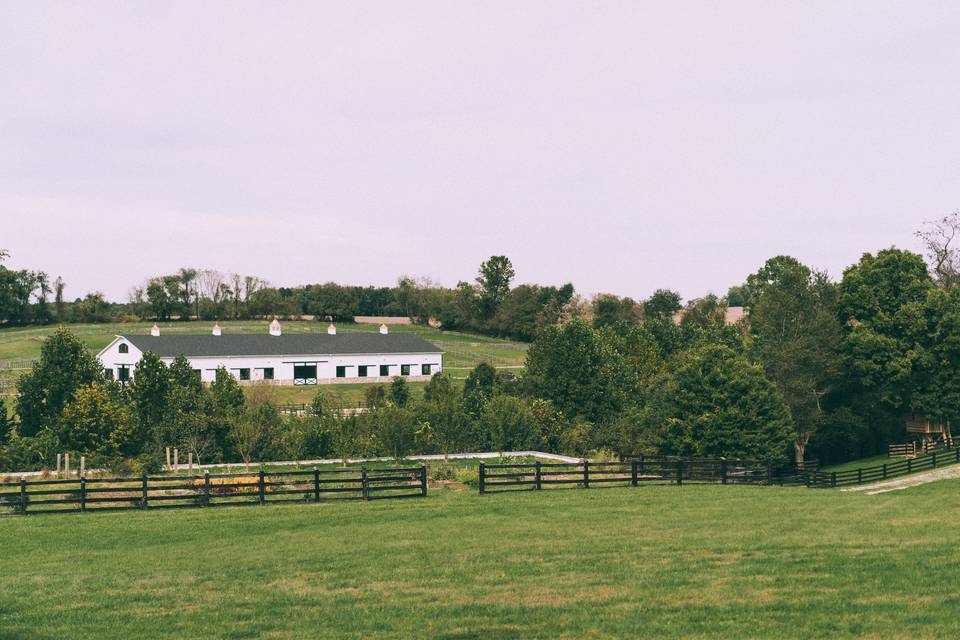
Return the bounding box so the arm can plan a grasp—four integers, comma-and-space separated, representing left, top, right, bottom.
525, 321, 637, 424
746, 256, 843, 463
129, 352, 173, 449
643, 289, 682, 321
839, 249, 933, 412
476, 255, 515, 317
646, 344, 794, 463
479, 395, 534, 454
16, 328, 105, 437
0, 397, 10, 445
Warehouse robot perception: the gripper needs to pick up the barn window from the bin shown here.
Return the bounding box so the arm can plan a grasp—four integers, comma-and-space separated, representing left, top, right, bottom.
118, 365, 130, 383
263, 368, 274, 380
358, 366, 368, 377
239, 368, 250, 381
401, 364, 410, 376
336, 366, 347, 378
118, 343, 129, 354
379, 365, 390, 377
421, 364, 431, 376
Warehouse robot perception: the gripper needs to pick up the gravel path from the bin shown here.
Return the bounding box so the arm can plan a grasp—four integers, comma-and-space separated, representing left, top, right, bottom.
842, 465, 960, 495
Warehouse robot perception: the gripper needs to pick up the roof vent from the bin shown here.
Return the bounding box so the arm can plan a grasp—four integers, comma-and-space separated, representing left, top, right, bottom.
269, 318, 282, 336
151, 323, 160, 337
379, 323, 389, 335
212, 323, 222, 336
327, 323, 337, 335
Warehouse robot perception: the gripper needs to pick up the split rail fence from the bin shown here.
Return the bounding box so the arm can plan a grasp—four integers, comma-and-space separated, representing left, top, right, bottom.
0, 465, 427, 517
479, 445, 960, 493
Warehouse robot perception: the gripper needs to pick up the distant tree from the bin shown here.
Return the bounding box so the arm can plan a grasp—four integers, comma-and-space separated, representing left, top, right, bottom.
418, 373, 467, 457
480, 396, 534, 454
476, 256, 515, 317
530, 398, 566, 453
364, 384, 387, 409
462, 362, 498, 417
53, 276, 66, 321
647, 344, 794, 463
16, 328, 105, 437
129, 352, 172, 449
746, 256, 844, 463
59, 381, 133, 455
916, 210, 960, 289
725, 284, 751, 307
680, 294, 727, 329
389, 376, 410, 407
374, 406, 417, 459
643, 289, 682, 321
0, 397, 10, 445
524, 321, 637, 424
210, 366, 245, 416
591, 294, 641, 328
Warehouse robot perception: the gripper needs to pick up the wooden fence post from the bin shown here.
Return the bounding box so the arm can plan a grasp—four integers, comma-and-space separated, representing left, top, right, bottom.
535, 461, 542, 490
79, 474, 86, 512
64, 453, 70, 476
676, 460, 684, 486
631, 460, 638, 487
361, 467, 369, 500
173, 448, 178, 471
882, 464, 888, 480
907, 458, 912, 474
638, 454, 645, 476
313, 467, 320, 503
257, 470, 265, 505
56, 453, 61, 476
583, 460, 590, 489
19, 477, 27, 515
831, 472, 837, 488
420, 466, 428, 497
478, 462, 485, 494
204, 471, 211, 506
141, 474, 148, 509
80, 456, 85, 477
165, 447, 171, 470
932, 452, 938, 468
857, 468, 862, 484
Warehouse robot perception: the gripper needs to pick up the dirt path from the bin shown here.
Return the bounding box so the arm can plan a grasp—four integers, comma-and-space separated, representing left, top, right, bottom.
842, 465, 960, 495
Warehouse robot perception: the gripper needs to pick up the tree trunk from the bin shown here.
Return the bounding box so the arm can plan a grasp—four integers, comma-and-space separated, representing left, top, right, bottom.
794, 433, 811, 467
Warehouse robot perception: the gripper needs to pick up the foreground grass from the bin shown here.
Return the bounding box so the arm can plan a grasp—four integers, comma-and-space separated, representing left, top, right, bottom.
2, 482, 960, 639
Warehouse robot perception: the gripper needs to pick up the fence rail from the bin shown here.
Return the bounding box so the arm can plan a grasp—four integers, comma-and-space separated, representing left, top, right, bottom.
0, 465, 427, 516
478, 458, 809, 494
479, 445, 960, 494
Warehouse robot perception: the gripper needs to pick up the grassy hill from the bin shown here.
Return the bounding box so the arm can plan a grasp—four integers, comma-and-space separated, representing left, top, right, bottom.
2, 481, 959, 639
0, 320, 528, 403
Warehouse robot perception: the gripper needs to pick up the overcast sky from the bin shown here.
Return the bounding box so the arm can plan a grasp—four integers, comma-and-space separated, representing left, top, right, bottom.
2, 2, 958, 302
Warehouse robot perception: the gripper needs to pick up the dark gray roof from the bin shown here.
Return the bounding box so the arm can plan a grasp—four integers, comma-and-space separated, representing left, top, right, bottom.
122, 333, 442, 358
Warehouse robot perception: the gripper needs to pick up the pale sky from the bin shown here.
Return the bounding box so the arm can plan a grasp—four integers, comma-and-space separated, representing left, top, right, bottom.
2, 2, 958, 302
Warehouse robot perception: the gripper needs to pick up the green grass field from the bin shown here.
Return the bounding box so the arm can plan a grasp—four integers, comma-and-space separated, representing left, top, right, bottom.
2, 481, 959, 639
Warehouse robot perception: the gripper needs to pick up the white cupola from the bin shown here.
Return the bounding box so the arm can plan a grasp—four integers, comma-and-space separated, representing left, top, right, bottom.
327, 323, 337, 335
212, 323, 222, 336
269, 318, 282, 336
151, 323, 160, 337
379, 323, 389, 335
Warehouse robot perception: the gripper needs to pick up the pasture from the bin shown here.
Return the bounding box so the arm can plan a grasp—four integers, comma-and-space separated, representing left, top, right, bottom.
2, 481, 959, 639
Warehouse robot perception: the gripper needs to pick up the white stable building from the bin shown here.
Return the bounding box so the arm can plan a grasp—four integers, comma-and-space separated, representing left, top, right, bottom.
97, 320, 443, 385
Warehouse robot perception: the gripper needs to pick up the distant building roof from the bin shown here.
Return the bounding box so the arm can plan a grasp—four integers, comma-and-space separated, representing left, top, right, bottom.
121, 333, 442, 358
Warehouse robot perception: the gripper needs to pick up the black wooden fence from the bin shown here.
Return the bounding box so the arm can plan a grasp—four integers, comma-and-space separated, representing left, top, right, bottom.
0, 465, 427, 516
479, 446, 960, 493
478, 458, 808, 493
807, 446, 960, 487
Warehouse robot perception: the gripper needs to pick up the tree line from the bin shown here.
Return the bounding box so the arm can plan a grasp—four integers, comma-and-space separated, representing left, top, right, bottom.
2, 211, 959, 470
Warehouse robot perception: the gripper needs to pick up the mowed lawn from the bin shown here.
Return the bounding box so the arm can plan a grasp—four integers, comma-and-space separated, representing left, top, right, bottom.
2, 482, 960, 639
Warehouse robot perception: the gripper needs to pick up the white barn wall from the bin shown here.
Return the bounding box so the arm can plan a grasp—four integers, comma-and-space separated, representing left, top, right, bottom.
97, 336, 443, 385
